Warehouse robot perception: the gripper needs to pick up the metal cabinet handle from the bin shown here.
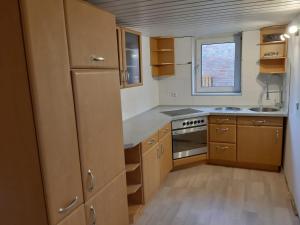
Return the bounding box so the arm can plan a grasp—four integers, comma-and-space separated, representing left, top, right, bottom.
252, 120, 266, 125
163, 128, 169, 133
216, 118, 230, 123
91, 55, 105, 61
275, 129, 279, 143
216, 146, 229, 150
58, 196, 79, 213
148, 139, 155, 145
216, 128, 229, 133
90, 205, 96, 225
161, 145, 164, 155
88, 169, 95, 192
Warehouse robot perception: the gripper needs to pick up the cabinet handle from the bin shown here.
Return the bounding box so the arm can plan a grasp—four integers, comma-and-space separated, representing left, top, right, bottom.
90, 205, 96, 225
157, 148, 160, 159
161, 145, 164, 155
58, 196, 79, 213
164, 128, 169, 133
216, 118, 230, 123
87, 169, 95, 192
216, 128, 229, 133
148, 139, 155, 145
252, 120, 266, 125
216, 146, 229, 150
91, 55, 105, 61
275, 129, 279, 144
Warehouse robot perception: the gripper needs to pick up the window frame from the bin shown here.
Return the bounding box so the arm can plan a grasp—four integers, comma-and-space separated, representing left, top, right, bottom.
192, 34, 242, 96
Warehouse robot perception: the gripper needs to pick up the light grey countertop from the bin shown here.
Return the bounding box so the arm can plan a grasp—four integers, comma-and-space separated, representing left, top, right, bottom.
123, 105, 288, 149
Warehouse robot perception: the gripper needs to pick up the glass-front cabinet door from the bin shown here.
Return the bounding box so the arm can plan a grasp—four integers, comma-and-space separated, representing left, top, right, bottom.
118, 28, 142, 88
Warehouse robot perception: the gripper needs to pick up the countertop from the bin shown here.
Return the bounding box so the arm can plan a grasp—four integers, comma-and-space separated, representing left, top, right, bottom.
123, 105, 288, 149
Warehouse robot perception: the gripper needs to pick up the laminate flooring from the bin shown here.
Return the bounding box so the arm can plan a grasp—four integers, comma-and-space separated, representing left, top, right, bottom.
136, 165, 299, 225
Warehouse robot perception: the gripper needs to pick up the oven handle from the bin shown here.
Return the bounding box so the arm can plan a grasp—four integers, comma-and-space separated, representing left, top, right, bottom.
172, 126, 207, 135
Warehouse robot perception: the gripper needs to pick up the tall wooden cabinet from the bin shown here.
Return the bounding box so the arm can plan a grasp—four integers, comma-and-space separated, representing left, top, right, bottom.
1, 1, 128, 225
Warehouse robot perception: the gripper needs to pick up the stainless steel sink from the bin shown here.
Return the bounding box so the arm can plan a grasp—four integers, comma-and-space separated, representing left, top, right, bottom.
214, 107, 241, 111
249, 107, 279, 112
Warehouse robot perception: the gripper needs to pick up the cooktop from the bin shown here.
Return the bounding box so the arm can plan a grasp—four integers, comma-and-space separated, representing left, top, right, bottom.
161, 108, 203, 117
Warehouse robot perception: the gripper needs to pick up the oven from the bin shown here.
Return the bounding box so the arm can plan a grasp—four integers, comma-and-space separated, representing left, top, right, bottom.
172, 116, 208, 160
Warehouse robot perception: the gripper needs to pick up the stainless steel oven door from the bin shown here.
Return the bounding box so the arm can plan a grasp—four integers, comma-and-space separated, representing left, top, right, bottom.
172, 126, 207, 160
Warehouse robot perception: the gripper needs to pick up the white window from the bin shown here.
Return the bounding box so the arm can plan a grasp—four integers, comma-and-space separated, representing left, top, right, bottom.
193, 34, 242, 95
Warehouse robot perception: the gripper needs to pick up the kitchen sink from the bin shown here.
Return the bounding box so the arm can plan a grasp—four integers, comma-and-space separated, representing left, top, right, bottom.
249, 107, 279, 112
214, 107, 241, 111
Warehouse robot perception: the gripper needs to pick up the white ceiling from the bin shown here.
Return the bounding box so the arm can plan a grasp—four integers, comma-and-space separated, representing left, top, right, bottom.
89, 0, 300, 37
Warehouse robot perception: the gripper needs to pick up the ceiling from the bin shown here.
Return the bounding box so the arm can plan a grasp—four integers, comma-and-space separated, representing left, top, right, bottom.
89, 0, 300, 37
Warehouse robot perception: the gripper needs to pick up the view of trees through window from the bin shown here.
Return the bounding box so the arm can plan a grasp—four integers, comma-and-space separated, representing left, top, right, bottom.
201, 42, 236, 88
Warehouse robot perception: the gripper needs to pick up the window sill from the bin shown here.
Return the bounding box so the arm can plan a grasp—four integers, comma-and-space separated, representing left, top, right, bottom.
192, 92, 242, 96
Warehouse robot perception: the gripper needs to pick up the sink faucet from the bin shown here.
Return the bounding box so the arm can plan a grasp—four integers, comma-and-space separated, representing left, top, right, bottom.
259, 80, 283, 109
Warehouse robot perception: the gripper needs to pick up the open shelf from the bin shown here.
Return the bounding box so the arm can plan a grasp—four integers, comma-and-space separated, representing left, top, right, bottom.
128, 204, 143, 224
260, 57, 286, 60
127, 184, 142, 195
152, 49, 174, 52
152, 63, 174, 66
258, 41, 285, 45
126, 163, 140, 173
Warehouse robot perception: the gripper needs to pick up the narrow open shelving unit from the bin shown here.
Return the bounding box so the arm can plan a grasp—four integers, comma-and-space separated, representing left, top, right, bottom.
124, 144, 144, 224
150, 37, 175, 77
259, 25, 287, 74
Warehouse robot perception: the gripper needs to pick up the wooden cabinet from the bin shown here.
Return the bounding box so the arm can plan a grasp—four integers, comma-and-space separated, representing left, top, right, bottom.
237, 125, 283, 166
64, 0, 118, 69
57, 206, 86, 225
20, 0, 84, 224
72, 70, 125, 200
209, 143, 236, 162
150, 37, 175, 77
259, 25, 287, 74
159, 133, 173, 182
84, 172, 129, 225
142, 144, 161, 203
209, 124, 236, 143
117, 27, 143, 88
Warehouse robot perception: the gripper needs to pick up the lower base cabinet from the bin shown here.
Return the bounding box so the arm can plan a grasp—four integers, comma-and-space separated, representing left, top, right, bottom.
84, 172, 129, 225
237, 125, 283, 166
159, 133, 173, 182
209, 142, 236, 162
57, 205, 86, 225
142, 144, 161, 203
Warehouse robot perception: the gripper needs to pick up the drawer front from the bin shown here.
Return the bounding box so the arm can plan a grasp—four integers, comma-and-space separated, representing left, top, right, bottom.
158, 123, 171, 140
209, 124, 236, 143
142, 132, 159, 153
237, 116, 283, 126
209, 116, 236, 125
209, 143, 236, 162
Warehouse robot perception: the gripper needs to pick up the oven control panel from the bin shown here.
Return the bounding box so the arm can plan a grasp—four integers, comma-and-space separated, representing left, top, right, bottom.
172, 116, 207, 130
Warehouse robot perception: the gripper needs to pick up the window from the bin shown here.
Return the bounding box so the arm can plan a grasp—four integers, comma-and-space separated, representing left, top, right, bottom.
193, 34, 242, 95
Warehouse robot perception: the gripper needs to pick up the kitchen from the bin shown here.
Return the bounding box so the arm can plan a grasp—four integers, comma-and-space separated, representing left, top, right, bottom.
1, 1, 300, 225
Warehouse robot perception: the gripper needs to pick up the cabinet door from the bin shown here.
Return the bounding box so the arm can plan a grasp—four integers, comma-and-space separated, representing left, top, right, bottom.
159, 133, 173, 182
84, 172, 129, 225
64, 0, 118, 69
20, 0, 84, 224
72, 70, 125, 200
122, 29, 143, 87
142, 145, 160, 203
237, 126, 282, 166
57, 205, 86, 225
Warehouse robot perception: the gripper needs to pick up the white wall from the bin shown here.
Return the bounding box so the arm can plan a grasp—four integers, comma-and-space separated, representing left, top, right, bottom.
158, 31, 283, 106
284, 14, 300, 212
120, 36, 159, 120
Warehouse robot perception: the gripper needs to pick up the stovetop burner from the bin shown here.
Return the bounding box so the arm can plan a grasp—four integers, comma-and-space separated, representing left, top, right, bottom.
161, 108, 202, 117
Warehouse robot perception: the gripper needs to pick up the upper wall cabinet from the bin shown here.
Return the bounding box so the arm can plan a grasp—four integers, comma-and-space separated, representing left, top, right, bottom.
259, 25, 287, 74
64, 0, 118, 69
117, 27, 143, 88
150, 37, 175, 77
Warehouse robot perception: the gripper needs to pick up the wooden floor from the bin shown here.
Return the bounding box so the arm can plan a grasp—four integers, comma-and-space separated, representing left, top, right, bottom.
136, 165, 299, 225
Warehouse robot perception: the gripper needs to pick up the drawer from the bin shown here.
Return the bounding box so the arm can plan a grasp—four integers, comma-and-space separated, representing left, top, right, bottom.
142, 132, 159, 153
158, 123, 171, 140
237, 116, 283, 127
209, 124, 236, 143
209, 143, 236, 162
209, 116, 236, 124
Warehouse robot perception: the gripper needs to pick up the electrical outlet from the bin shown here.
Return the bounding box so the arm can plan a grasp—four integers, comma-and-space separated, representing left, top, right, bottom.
168, 92, 178, 97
